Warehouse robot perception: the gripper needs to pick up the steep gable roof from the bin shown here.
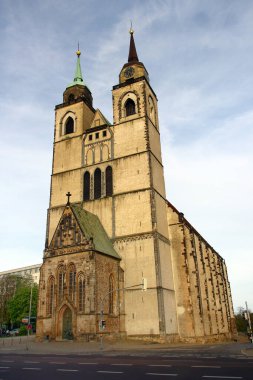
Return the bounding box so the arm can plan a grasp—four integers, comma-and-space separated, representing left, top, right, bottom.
71, 204, 120, 259
90, 109, 111, 128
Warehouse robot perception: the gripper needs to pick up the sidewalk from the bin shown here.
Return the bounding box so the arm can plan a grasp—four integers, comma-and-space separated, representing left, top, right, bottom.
1, 335, 253, 356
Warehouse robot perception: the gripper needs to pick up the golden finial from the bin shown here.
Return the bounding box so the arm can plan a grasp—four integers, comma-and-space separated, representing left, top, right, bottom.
129, 21, 134, 35
76, 41, 81, 56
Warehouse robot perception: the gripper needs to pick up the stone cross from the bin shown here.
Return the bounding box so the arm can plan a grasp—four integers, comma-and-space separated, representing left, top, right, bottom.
66, 191, 72, 205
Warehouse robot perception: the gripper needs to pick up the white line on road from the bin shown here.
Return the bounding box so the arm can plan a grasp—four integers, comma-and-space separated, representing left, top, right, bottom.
202, 376, 243, 379
57, 369, 79, 372
146, 374, 178, 377
192, 366, 221, 368
49, 361, 66, 364
0, 367, 10, 369
0, 361, 14, 363
24, 361, 40, 363
97, 370, 124, 374
78, 362, 98, 365
22, 368, 41, 370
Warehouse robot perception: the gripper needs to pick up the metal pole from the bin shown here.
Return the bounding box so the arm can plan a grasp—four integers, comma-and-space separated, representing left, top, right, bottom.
245, 301, 253, 343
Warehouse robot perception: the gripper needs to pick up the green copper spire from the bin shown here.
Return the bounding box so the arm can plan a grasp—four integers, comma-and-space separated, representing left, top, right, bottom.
66, 48, 85, 88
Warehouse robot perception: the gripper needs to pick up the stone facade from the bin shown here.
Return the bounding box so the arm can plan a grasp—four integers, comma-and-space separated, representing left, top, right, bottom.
37, 32, 236, 342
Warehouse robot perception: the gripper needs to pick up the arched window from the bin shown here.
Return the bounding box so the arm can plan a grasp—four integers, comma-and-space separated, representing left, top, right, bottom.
125, 99, 136, 116
106, 166, 113, 196
109, 274, 114, 314
58, 266, 65, 304
68, 264, 76, 303
68, 93, 75, 102
78, 275, 85, 312
94, 168, 101, 199
65, 117, 74, 134
47, 276, 55, 315
83, 171, 90, 201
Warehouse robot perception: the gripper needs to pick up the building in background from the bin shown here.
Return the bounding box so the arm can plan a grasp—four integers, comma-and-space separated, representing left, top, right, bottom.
36, 30, 236, 342
0, 264, 41, 284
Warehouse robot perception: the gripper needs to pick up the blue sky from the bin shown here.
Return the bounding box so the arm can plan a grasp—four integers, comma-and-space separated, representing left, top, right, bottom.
0, 0, 252, 311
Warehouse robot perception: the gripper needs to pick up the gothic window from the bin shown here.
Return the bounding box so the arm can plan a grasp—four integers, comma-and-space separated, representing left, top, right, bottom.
47, 276, 55, 315
125, 98, 136, 116
78, 275, 85, 312
109, 274, 115, 314
65, 116, 74, 134
58, 266, 65, 304
68, 264, 76, 303
106, 166, 113, 196
83, 171, 90, 201
94, 168, 101, 199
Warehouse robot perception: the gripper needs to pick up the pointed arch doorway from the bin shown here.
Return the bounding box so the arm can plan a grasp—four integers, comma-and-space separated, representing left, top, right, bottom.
62, 307, 73, 340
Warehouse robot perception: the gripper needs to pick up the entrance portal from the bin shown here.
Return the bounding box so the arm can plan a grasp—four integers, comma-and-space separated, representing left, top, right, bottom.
62, 307, 73, 340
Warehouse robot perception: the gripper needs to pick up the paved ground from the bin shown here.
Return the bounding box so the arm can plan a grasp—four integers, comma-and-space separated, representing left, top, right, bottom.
0, 335, 253, 357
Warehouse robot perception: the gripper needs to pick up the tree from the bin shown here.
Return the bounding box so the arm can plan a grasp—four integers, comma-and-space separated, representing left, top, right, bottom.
0, 274, 34, 327
7, 284, 38, 326
235, 306, 253, 333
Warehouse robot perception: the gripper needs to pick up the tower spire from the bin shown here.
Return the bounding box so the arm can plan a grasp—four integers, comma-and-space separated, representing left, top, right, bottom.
128, 24, 139, 63
66, 46, 85, 88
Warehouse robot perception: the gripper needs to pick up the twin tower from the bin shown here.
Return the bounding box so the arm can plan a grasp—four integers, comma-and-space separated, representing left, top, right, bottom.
36, 31, 235, 342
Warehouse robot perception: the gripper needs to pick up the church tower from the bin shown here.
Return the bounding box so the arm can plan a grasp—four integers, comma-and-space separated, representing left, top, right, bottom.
110, 29, 178, 337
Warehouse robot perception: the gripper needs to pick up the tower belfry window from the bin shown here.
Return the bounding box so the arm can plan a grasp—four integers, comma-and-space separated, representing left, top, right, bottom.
125, 98, 136, 116
65, 117, 74, 134
83, 171, 90, 201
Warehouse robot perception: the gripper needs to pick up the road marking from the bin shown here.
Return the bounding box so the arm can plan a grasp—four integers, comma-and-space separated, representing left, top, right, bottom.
202, 377, 243, 379
111, 364, 133, 366
24, 361, 40, 363
0, 361, 14, 363
146, 374, 178, 377
97, 371, 124, 374
0, 367, 10, 369
50, 361, 66, 364
192, 366, 221, 368
148, 365, 172, 367
78, 362, 98, 365
57, 369, 79, 372
22, 368, 41, 370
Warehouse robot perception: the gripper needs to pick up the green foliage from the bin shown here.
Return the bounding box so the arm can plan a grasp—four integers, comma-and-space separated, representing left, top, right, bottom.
19, 325, 27, 336
0, 274, 33, 326
235, 306, 253, 333
6, 282, 38, 325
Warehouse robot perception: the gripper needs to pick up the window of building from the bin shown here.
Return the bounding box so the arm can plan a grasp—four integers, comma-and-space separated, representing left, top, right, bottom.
88, 134, 93, 141
125, 99, 136, 116
95, 132, 99, 139
106, 166, 113, 196
78, 276, 85, 312
94, 168, 102, 199
65, 117, 74, 134
103, 130, 107, 137
68, 264, 76, 303
83, 171, 90, 201
68, 94, 75, 102
47, 277, 54, 315
58, 267, 65, 304
109, 274, 114, 314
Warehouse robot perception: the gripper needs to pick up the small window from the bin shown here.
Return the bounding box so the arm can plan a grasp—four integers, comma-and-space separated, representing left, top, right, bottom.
94, 168, 102, 199
125, 99, 136, 116
88, 135, 93, 141
83, 171, 90, 201
95, 132, 99, 139
103, 130, 107, 137
106, 166, 113, 196
65, 117, 74, 134
68, 94, 75, 102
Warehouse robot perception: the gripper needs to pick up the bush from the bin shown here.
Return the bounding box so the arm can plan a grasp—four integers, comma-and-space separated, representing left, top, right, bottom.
19, 325, 27, 336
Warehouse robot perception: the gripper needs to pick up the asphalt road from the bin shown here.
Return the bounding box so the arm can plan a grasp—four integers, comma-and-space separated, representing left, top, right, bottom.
0, 353, 252, 380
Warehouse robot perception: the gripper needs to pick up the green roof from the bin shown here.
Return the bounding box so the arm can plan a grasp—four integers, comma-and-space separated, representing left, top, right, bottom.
66, 51, 90, 90
71, 204, 120, 260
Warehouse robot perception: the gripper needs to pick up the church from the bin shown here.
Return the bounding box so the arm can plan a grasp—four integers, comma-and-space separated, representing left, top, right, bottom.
36, 30, 236, 342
